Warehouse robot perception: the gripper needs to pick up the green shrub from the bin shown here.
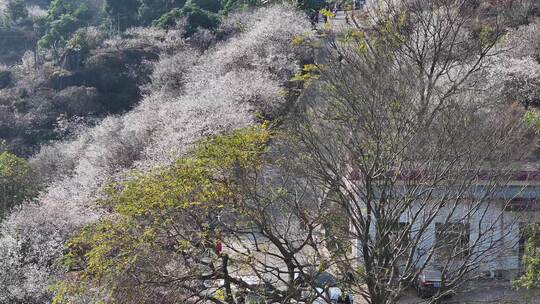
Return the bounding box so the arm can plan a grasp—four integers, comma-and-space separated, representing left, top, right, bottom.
104, 0, 139, 31
38, 0, 94, 50
0, 152, 37, 219
138, 0, 186, 25
190, 0, 222, 13
153, 3, 220, 36
220, 0, 262, 13
5, 0, 29, 25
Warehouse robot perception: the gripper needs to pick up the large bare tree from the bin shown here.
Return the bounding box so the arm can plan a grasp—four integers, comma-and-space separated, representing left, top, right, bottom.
289, 0, 537, 303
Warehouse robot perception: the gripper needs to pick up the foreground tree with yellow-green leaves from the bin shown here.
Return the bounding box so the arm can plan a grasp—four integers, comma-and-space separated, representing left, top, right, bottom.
52, 125, 339, 303
52, 126, 271, 303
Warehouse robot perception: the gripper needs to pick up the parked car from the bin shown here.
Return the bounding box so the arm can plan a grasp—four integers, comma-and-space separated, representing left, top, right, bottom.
414, 268, 443, 298
303, 272, 354, 304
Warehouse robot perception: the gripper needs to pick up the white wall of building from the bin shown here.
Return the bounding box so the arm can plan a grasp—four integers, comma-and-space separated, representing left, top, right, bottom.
351, 200, 526, 275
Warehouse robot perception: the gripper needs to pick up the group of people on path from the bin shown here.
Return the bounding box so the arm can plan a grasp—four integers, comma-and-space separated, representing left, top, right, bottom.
309, 0, 366, 26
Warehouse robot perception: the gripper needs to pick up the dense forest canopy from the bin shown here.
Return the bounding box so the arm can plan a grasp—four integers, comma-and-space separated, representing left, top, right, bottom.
0, 0, 538, 303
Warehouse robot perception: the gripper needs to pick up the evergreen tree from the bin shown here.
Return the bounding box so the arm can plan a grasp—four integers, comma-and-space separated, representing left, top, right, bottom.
0, 152, 36, 219
104, 0, 140, 31
153, 1, 219, 35
137, 0, 186, 25
38, 0, 93, 51
5, 0, 28, 25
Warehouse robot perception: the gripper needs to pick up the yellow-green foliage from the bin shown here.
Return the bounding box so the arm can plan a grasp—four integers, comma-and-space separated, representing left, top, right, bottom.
292, 64, 322, 84
343, 29, 365, 43
377, 11, 408, 49
339, 10, 408, 57
514, 224, 540, 289
320, 8, 335, 29
52, 125, 271, 303
0, 151, 36, 218
292, 35, 306, 46
523, 110, 540, 133
479, 25, 496, 48
320, 8, 335, 18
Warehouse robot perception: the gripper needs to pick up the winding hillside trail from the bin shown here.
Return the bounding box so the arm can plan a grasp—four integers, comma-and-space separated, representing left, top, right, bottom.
317, 9, 367, 31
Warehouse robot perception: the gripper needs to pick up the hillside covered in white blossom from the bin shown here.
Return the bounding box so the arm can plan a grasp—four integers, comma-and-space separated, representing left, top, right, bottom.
0, 0, 539, 303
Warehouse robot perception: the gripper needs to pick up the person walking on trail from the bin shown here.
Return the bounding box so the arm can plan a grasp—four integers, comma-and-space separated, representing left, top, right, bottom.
323, 5, 329, 24
311, 10, 319, 26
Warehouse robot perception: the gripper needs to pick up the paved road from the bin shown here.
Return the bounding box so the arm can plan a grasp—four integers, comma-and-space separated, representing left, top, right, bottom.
317, 10, 364, 31
352, 281, 540, 304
